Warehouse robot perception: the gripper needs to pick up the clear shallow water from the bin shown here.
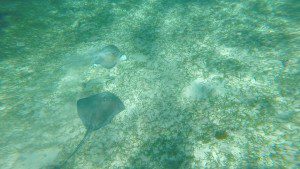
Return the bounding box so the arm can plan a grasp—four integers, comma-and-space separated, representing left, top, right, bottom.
0, 0, 299, 168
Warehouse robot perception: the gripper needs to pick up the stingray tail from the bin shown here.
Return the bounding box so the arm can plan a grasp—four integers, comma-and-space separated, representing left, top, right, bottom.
59, 130, 91, 168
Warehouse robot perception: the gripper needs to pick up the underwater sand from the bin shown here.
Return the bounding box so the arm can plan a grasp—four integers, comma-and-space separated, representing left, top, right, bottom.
0, 0, 299, 169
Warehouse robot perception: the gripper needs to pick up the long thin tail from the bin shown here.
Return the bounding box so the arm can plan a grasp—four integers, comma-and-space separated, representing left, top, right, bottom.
59, 130, 91, 168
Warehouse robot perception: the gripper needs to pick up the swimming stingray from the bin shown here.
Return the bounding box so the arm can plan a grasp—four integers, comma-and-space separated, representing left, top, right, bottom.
58, 92, 125, 168
92, 45, 127, 69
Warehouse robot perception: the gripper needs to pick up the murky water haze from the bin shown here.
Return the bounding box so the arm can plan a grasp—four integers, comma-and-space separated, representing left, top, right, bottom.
0, 0, 299, 168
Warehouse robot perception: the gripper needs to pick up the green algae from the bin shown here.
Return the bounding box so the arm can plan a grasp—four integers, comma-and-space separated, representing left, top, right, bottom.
214, 130, 229, 140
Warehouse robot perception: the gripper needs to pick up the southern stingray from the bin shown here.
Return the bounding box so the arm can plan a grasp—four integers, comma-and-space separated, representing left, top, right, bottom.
55, 92, 125, 168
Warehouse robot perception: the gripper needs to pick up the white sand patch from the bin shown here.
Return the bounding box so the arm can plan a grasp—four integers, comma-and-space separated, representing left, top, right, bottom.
13, 148, 60, 169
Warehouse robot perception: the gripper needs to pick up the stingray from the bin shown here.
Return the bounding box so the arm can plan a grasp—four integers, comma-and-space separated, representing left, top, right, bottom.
92, 45, 127, 69
58, 92, 125, 168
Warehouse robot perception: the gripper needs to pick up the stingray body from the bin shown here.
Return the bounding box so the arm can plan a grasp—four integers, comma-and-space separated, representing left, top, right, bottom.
58, 92, 125, 168
93, 45, 126, 69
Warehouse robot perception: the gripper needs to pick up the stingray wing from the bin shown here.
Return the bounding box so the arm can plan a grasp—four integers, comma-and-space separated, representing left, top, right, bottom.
77, 92, 125, 130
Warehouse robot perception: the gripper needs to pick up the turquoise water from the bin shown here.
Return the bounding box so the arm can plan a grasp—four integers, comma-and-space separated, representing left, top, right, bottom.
0, 0, 299, 168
